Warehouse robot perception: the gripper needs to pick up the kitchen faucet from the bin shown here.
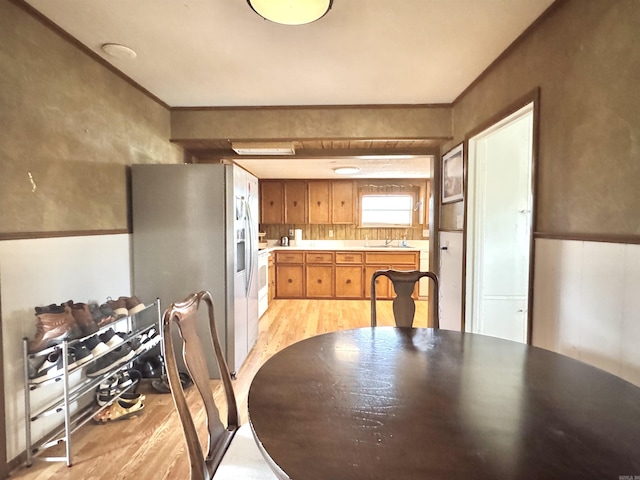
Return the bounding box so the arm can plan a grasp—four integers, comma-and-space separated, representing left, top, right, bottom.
384, 238, 393, 246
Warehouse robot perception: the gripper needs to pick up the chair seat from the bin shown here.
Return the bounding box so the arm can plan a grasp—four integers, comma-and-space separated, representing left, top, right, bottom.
214, 423, 277, 479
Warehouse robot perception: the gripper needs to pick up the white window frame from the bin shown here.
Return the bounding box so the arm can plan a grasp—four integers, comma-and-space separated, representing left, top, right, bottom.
359, 193, 414, 228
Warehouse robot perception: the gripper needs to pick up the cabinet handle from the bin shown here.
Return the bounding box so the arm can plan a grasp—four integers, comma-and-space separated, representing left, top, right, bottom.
341, 201, 345, 206
269, 201, 274, 206
288, 279, 292, 283
345, 256, 353, 260
293, 201, 298, 207
317, 279, 322, 284
317, 201, 321, 206
346, 279, 351, 284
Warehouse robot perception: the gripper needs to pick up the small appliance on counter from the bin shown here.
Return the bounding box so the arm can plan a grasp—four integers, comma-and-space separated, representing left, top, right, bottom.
258, 231, 268, 250
280, 236, 289, 246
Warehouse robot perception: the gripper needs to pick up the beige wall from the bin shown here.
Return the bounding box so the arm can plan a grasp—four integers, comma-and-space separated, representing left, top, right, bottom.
0, 1, 183, 236
443, 0, 640, 236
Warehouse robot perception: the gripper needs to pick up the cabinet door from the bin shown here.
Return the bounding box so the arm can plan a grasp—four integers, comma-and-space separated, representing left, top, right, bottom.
335, 265, 364, 298
308, 181, 331, 224
331, 180, 355, 224
365, 265, 392, 299
285, 181, 307, 224
306, 265, 334, 298
276, 265, 304, 298
261, 181, 284, 224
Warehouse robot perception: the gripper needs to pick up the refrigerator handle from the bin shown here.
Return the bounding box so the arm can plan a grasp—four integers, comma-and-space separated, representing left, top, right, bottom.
244, 198, 255, 295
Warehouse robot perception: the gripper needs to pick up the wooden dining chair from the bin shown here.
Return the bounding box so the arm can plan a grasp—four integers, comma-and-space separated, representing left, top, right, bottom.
371, 270, 439, 328
162, 291, 275, 480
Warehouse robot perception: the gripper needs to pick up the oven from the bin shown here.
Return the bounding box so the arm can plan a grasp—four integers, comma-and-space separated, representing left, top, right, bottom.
258, 250, 270, 318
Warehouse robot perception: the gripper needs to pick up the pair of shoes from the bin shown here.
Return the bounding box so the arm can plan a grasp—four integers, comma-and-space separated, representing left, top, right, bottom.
29, 350, 64, 384
106, 296, 146, 318
96, 369, 143, 406
68, 344, 93, 368
151, 372, 193, 394
86, 340, 135, 377
27, 304, 81, 353
69, 303, 99, 337
133, 354, 164, 378
130, 328, 160, 355
89, 302, 117, 328
92, 395, 145, 423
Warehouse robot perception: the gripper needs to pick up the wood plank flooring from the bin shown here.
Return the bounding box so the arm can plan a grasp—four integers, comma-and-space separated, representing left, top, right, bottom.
9, 299, 429, 480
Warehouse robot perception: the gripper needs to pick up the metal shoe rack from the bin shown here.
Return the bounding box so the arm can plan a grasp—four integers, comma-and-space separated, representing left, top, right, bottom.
22, 298, 163, 467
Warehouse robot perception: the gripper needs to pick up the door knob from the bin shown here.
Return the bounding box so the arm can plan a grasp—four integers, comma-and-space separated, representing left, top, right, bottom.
440, 246, 448, 251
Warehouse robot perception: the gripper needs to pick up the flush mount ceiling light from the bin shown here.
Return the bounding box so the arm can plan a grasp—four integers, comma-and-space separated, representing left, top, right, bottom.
248, 0, 333, 25
334, 167, 360, 175
100, 43, 137, 59
232, 141, 296, 155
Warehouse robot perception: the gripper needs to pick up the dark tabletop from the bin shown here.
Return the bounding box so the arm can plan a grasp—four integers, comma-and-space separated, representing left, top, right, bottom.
248, 327, 640, 480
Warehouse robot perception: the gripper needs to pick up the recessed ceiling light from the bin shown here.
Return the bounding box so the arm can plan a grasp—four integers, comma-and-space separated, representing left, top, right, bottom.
101, 43, 137, 59
334, 167, 360, 175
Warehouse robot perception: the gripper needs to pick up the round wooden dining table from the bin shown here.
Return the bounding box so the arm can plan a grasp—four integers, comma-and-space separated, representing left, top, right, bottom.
248, 327, 640, 480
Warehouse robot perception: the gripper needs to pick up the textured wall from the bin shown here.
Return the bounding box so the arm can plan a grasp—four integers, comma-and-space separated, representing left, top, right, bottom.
0, 1, 183, 235
443, 0, 640, 236
171, 105, 452, 140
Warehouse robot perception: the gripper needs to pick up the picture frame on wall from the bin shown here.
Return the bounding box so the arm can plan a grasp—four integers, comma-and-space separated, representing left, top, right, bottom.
442, 143, 464, 204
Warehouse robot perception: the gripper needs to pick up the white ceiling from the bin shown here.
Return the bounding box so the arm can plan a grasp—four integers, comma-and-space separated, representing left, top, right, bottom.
24, 0, 554, 178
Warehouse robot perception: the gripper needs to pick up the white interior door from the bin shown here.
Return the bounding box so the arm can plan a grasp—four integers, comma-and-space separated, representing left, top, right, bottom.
439, 231, 464, 331
465, 104, 534, 343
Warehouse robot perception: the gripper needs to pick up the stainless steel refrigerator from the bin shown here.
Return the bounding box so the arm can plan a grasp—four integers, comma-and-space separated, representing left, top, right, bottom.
131, 163, 259, 375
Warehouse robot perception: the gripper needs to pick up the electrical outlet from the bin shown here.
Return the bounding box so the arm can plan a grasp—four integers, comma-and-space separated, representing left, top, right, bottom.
422, 229, 429, 237
328, 229, 334, 238
288, 229, 294, 237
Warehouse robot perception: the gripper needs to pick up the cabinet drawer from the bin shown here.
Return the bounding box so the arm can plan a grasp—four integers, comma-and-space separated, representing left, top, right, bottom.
365, 252, 418, 265
305, 252, 334, 264
276, 251, 304, 264
336, 252, 363, 264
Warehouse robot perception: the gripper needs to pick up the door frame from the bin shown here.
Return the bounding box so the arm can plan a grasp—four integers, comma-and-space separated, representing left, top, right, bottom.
0, 276, 7, 479
461, 88, 540, 342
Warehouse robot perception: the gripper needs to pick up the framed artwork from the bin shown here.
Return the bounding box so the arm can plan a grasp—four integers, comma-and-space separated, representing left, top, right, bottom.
442, 143, 464, 204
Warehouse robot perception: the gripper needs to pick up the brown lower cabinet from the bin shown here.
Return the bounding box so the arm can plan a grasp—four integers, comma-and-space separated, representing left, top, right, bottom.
275, 250, 418, 300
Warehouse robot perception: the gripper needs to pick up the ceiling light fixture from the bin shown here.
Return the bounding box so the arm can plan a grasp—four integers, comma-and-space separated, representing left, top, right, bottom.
334, 167, 360, 175
232, 141, 296, 155
100, 43, 137, 59
247, 0, 333, 26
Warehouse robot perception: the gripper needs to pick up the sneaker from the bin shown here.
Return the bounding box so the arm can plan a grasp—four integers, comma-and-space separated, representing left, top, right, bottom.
100, 329, 125, 348
106, 297, 128, 318
86, 351, 125, 377
125, 296, 146, 315
89, 302, 115, 328
112, 344, 135, 365
83, 335, 110, 358
30, 351, 64, 384
68, 344, 93, 368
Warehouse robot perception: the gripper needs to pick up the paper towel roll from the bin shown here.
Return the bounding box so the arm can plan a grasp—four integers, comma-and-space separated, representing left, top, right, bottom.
294, 229, 303, 243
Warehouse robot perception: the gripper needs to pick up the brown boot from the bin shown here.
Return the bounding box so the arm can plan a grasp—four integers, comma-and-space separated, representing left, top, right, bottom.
71, 303, 99, 337
27, 307, 76, 353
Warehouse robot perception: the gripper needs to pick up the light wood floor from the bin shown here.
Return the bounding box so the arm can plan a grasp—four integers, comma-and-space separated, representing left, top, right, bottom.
9, 299, 429, 480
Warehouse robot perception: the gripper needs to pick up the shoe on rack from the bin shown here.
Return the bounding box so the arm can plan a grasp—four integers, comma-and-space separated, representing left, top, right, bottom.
89, 302, 115, 328
70, 303, 99, 337
105, 297, 129, 318
137, 328, 161, 353
83, 335, 110, 358
96, 370, 143, 406
30, 350, 64, 384
27, 306, 79, 354
68, 344, 93, 369
125, 296, 146, 316
112, 344, 135, 365
86, 350, 125, 378
100, 328, 126, 348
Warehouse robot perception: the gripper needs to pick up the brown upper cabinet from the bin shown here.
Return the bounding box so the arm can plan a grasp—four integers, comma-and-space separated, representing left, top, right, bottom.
308, 181, 331, 224
331, 180, 355, 224
261, 179, 355, 225
260, 181, 284, 224
284, 181, 307, 224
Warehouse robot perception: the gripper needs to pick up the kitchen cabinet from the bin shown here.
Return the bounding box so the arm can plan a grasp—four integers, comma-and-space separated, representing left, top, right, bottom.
284, 181, 307, 224
305, 252, 334, 298
331, 180, 355, 224
308, 181, 331, 224
261, 181, 284, 224
275, 249, 418, 300
275, 251, 304, 298
335, 252, 364, 298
